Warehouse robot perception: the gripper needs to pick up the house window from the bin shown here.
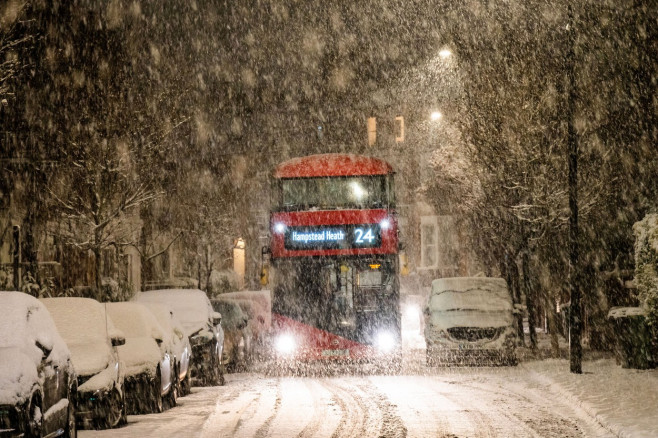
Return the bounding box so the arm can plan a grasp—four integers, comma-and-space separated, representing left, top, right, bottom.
420, 216, 438, 269
395, 116, 404, 143
367, 117, 377, 146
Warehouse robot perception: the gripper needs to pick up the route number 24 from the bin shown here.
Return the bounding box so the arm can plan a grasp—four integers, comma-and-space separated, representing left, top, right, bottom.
354, 227, 375, 244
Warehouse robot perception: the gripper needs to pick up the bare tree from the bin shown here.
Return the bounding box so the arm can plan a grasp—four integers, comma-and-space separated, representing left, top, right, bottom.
49, 139, 158, 300
0, 0, 31, 107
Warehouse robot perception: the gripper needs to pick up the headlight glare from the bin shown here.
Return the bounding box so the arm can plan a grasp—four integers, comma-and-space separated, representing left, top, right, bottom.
375, 331, 396, 353
274, 334, 296, 355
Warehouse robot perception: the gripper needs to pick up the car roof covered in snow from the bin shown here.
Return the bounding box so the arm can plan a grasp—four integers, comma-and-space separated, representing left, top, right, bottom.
106, 302, 165, 341
274, 153, 394, 178
134, 289, 214, 337
0, 292, 70, 404
214, 290, 272, 328
41, 297, 123, 344
211, 299, 247, 331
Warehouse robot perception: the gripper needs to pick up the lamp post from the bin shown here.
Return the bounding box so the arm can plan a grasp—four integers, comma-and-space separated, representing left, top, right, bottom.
566, 4, 582, 374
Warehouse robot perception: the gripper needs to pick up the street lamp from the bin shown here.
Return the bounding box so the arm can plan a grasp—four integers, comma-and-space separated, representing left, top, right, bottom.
430, 111, 443, 121
566, 4, 582, 375
439, 49, 452, 59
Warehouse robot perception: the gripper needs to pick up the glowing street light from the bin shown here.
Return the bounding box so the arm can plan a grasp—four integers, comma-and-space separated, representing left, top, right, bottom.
439, 49, 452, 59
430, 111, 443, 121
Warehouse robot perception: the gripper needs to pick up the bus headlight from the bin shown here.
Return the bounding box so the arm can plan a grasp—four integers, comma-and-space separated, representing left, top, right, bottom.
274, 334, 296, 355
380, 218, 391, 230
375, 331, 396, 353
404, 304, 419, 320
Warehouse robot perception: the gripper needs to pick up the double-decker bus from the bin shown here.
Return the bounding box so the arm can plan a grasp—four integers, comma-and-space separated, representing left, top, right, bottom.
266, 153, 401, 367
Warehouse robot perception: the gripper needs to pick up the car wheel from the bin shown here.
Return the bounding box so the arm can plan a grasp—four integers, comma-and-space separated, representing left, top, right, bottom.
25, 393, 42, 438
151, 372, 163, 413
180, 371, 191, 396
119, 389, 128, 425
97, 388, 123, 429
64, 390, 77, 438
166, 380, 178, 409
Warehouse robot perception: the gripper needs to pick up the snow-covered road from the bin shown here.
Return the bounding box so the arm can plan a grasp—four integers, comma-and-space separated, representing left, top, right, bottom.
79, 362, 614, 438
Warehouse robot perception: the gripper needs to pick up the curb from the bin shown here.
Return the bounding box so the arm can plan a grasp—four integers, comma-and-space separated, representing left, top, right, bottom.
521, 362, 625, 438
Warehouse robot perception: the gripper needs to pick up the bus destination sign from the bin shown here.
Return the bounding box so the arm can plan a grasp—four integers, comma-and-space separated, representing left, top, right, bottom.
284, 224, 382, 250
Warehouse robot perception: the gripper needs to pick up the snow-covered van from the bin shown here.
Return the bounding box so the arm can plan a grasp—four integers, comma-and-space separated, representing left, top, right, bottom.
0, 292, 76, 437
41, 297, 127, 429
423, 277, 517, 366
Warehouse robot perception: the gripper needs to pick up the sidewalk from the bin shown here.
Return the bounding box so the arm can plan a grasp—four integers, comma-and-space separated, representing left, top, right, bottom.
523, 352, 658, 437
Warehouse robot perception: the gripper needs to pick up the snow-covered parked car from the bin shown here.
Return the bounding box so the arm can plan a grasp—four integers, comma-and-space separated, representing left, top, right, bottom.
211, 299, 249, 370
214, 290, 271, 361
0, 291, 77, 438
41, 297, 127, 429
106, 302, 177, 414
138, 302, 192, 396
134, 289, 225, 386
423, 277, 517, 366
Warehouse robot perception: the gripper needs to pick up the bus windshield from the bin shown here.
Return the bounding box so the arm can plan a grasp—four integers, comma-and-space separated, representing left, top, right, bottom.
276, 175, 391, 210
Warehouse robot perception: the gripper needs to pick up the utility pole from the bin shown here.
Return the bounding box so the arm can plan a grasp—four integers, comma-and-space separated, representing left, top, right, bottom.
12, 225, 21, 290
567, 4, 582, 374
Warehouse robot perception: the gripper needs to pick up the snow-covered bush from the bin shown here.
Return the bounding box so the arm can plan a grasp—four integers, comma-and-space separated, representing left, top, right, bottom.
633, 214, 658, 327
0, 266, 11, 290
209, 270, 239, 296
101, 276, 133, 302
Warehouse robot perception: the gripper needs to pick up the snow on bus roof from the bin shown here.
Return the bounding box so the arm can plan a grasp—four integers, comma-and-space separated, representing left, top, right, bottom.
274, 153, 394, 178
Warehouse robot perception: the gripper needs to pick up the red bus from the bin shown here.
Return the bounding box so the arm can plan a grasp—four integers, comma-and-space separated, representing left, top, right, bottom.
266, 153, 401, 367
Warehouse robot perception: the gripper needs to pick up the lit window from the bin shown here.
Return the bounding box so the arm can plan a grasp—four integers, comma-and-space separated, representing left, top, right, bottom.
367, 117, 377, 146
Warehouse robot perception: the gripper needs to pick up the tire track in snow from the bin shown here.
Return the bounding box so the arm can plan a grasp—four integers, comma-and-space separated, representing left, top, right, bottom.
448, 376, 563, 437
254, 380, 282, 438
297, 379, 342, 438
200, 376, 278, 438
445, 372, 610, 437
369, 374, 536, 437
425, 371, 608, 438
324, 377, 376, 438
326, 376, 408, 438
353, 379, 407, 438
256, 378, 317, 437
367, 375, 454, 437
428, 375, 553, 437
